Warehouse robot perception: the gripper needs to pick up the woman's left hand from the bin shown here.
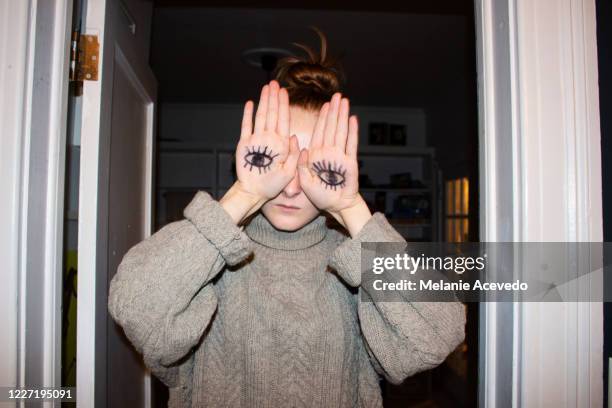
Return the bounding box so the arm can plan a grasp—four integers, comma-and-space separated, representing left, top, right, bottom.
297, 93, 372, 236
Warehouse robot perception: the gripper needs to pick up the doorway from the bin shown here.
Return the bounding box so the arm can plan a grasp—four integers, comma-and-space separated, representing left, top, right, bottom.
61, 1, 480, 407
148, 2, 479, 407
4, 0, 602, 406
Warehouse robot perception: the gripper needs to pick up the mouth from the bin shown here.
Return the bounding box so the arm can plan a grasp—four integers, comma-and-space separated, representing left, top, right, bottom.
275, 203, 301, 211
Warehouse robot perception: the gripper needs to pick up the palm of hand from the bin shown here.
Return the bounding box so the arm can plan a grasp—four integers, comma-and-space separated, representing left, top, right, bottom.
298, 93, 362, 214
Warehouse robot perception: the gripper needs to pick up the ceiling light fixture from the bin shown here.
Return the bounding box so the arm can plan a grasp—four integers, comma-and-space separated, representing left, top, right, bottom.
241, 47, 293, 79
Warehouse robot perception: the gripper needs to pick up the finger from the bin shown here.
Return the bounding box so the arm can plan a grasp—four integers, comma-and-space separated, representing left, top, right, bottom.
240, 100, 254, 140
335, 97, 349, 149
323, 93, 341, 147
254, 84, 269, 133
311, 102, 329, 149
265, 80, 279, 131
283, 135, 300, 173
277, 87, 290, 137
346, 115, 359, 158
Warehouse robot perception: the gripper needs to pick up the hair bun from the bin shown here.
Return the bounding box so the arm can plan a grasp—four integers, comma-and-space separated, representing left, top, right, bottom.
274, 27, 345, 110
282, 62, 341, 98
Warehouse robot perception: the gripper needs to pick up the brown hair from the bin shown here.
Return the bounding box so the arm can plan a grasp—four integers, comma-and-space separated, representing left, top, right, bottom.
274, 27, 345, 111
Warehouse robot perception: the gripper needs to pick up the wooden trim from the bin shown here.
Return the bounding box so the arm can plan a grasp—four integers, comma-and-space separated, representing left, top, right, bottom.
475, 0, 519, 405
513, 0, 603, 406
0, 0, 35, 390
476, 0, 603, 406
0, 0, 73, 394
77, 0, 108, 405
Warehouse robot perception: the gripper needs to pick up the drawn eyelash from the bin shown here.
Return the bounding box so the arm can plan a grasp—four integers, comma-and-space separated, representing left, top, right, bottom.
243, 145, 279, 174
312, 160, 346, 190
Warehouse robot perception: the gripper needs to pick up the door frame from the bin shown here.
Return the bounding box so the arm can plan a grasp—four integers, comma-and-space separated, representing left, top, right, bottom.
0, 0, 73, 401
78, 45, 156, 406
77, 1, 157, 407
475, 0, 603, 406
0, 0, 603, 407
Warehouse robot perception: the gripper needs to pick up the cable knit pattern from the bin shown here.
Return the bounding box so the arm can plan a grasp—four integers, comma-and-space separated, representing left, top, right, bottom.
107, 190, 466, 407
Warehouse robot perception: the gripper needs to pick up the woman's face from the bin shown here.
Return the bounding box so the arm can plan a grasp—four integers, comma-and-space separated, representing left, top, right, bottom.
260, 105, 321, 231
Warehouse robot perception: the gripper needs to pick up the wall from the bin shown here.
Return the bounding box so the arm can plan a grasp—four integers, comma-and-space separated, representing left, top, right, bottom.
159, 103, 426, 147
156, 103, 434, 235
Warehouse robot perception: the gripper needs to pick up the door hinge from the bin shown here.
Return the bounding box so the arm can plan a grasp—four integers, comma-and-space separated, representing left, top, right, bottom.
69, 32, 99, 84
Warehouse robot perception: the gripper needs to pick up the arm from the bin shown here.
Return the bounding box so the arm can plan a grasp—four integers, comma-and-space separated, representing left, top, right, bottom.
107, 190, 252, 387
328, 212, 467, 385
298, 93, 465, 384
108, 79, 298, 386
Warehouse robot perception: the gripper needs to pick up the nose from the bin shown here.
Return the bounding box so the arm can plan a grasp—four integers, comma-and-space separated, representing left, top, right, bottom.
282, 171, 301, 198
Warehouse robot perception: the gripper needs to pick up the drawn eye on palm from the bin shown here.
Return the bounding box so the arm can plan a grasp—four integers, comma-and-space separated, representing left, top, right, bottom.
311, 159, 347, 190
242, 145, 279, 174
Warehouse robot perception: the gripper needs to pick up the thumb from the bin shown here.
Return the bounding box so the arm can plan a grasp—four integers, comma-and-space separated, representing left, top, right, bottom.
297, 148, 313, 182
283, 135, 300, 172
297, 147, 309, 170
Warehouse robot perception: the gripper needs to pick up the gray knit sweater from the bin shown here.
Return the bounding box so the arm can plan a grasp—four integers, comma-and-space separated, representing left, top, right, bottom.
108, 191, 466, 408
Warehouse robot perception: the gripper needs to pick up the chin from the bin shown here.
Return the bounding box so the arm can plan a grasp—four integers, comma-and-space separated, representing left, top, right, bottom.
262, 205, 319, 232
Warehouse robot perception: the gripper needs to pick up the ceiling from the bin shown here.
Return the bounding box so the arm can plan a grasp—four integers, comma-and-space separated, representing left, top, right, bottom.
152, 0, 473, 15
149, 5, 475, 107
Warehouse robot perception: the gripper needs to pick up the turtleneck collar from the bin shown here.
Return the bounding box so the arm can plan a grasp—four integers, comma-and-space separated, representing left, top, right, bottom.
244, 212, 328, 251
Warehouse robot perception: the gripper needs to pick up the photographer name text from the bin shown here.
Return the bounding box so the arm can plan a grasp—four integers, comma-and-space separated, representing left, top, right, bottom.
371, 279, 528, 291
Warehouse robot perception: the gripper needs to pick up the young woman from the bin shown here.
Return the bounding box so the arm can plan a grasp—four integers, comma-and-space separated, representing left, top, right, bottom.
108, 32, 466, 408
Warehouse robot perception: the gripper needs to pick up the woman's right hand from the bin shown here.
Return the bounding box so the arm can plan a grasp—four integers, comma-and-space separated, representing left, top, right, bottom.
220, 80, 300, 225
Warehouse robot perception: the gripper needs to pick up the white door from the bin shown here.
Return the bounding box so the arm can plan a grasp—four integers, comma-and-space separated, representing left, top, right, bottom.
76, 0, 157, 407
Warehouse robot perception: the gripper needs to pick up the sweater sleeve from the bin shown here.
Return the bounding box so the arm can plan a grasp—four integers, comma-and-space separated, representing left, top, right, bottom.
328, 212, 466, 385
107, 190, 252, 387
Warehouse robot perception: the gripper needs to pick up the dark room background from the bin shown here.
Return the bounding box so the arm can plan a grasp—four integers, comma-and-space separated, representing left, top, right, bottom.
148, 1, 479, 407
